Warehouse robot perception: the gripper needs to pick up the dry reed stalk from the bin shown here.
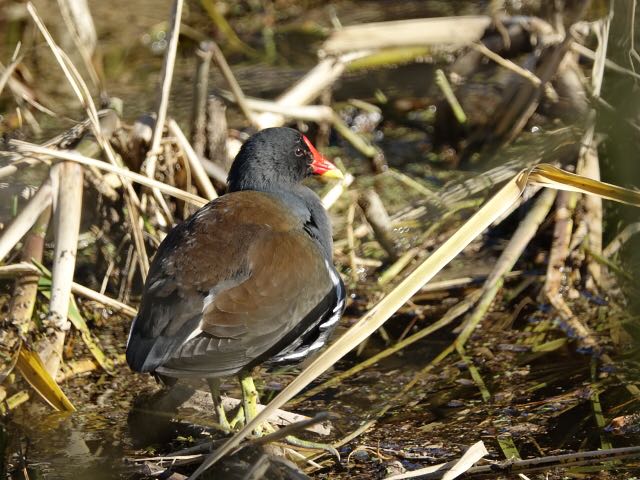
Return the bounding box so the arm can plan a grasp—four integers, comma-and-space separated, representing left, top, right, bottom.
0, 175, 52, 262
577, 14, 611, 288
56, 0, 101, 92
143, 0, 184, 226
26, 2, 151, 276
56, 354, 126, 382
0, 263, 41, 277
243, 98, 334, 122
491, 185, 541, 228
7, 208, 51, 335
419, 271, 523, 292
1, 262, 137, 316
321, 16, 492, 55
38, 162, 83, 378
277, 57, 350, 107
167, 119, 217, 200
254, 56, 352, 129
11, 143, 207, 206
250, 413, 331, 447
321, 173, 354, 210
0, 391, 30, 414
214, 397, 331, 436
0, 60, 56, 120
199, 156, 229, 185
385, 440, 488, 480
435, 68, 467, 124
69, 282, 137, 316
0, 56, 21, 96
56, 357, 105, 382
571, 42, 640, 81
239, 97, 378, 159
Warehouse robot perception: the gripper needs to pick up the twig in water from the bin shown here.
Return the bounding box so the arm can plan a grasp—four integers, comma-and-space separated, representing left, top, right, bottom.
199, 0, 258, 58
358, 188, 399, 262
205, 96, 230, 172
191, 41, 214, 157
544, 191, 599, 351
435, 69, 467, 124
209, 41, 259, 128
385, 440, 488, 480
345, 200, 359, 284
471, 41, 541, 86
603, 222, 640, 257
455, 445, 640, 478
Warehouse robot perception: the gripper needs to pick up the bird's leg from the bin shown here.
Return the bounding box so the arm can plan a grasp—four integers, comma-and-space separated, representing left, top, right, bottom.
239, 371, 259, 421
206, 378, 230, 432
239, 371, 263, 435
283, 435, 341, 459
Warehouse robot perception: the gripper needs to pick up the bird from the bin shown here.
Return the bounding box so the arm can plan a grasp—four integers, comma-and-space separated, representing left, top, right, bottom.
126, 127, 346, 431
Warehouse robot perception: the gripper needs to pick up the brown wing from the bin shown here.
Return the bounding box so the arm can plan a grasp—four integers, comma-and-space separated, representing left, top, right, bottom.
126, 191, 333, 377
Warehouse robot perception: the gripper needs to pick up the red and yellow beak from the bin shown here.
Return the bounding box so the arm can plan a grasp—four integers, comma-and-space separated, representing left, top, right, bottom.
303, 135, 344, 180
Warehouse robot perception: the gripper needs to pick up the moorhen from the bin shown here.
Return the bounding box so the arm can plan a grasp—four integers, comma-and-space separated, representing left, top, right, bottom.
126, 127, 346, 429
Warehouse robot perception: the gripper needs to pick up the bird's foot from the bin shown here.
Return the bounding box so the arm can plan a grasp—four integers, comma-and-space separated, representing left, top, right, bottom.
228, 405, 245, 430
284, 435, 340, 460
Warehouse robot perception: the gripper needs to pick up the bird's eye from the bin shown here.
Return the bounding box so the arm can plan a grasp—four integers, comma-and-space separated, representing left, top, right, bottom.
295, 147, 304, 157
